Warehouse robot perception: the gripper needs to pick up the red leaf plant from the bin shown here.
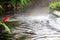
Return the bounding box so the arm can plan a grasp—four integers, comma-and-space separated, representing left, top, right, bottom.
1, 15, 9, 22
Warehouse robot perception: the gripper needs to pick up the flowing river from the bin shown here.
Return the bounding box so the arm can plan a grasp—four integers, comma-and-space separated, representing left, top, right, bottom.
2, 0, 60, 40
9, 7, 60, 40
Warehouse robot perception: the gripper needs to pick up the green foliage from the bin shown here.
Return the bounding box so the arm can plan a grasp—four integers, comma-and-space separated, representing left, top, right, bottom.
0, 2, 3, 12
11, 0, 30, 8
0, 0, 31, 12
0, 5, 3, 12
0, 21, 11, 34
11, 0, 17, 5
49, 0, 60, 10
19, 0, 30, 8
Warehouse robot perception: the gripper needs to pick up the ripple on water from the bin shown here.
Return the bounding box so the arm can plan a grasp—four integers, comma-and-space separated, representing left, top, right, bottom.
10, 16, 60, 40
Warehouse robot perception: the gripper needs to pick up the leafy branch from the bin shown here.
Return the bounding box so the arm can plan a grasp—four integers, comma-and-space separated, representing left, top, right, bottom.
49, 0, 60, 10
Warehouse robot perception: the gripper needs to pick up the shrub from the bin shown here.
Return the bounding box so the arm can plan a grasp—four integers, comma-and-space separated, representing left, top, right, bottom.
49, 0, 60, 11
0, 0, 31, 12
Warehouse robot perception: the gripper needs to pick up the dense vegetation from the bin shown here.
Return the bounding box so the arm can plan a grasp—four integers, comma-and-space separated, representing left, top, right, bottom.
49, 0, 60, 11
0, 0, 31, 14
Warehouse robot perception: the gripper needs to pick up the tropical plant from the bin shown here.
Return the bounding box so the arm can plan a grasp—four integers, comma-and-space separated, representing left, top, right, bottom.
49, 0, 60, 11
0, 0, 31, 15
11, 0, 30, 8
0, 15, 11, 34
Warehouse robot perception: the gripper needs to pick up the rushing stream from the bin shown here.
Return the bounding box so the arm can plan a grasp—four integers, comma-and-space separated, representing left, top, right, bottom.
10, 14, 60, 40
3, 0, 60, 39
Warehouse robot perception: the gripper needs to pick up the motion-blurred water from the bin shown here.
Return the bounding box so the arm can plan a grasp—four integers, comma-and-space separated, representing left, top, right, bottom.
3, 0, 60, 40
10, 7, 60, 40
